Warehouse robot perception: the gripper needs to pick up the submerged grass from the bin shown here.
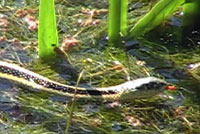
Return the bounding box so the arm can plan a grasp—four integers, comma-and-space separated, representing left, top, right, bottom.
0, 0, 200, 133
70, 47, 155, 86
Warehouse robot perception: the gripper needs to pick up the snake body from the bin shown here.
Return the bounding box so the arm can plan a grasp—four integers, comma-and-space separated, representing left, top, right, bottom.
0, 61, 168, 101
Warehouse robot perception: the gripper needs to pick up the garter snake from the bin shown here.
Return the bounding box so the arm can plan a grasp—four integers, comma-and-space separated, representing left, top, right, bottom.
0, 60, 169, 101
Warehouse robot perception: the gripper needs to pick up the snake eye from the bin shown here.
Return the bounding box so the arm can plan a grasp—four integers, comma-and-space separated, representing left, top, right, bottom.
165, 85, 177, 91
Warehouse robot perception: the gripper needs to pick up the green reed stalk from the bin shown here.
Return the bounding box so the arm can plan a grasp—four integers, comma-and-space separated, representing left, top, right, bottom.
120, 0, 128, 36
38, 0, 59, 59
108, 0, 128, 47
129, 0, 184, 39
183, 0, 200, 26
181, 0, 200, 42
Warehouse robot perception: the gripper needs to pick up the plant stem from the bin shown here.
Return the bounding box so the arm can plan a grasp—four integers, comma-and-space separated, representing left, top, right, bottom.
181, 0, 200, 44
108, 0, 128, 47
38, 0, 59, 59
65, 71, 84, 134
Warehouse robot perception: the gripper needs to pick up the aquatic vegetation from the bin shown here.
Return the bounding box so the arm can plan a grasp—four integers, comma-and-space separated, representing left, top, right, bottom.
0, 0, 200, 133
129, 0, 185, 38
38, 0, 59, 59
181, 0, 200, 44
108, 0, 185, 46
108, 0, 128, 47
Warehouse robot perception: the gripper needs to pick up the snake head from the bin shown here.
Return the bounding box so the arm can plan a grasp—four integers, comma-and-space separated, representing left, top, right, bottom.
119, 77, 169, 100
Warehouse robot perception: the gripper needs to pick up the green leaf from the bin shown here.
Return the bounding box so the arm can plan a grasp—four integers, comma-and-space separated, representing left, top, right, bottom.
129, 0, 185, 38
38, 0, 59, 59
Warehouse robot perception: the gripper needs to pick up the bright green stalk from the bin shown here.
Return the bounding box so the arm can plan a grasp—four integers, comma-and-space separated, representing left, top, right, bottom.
182, 0, 200, 34
120, 0, 128, 36
38, 0, 59, 59
129, 0, 185, 38
108, 0, 128, 47
183, 0, 200, 23
108, 0, 121, 47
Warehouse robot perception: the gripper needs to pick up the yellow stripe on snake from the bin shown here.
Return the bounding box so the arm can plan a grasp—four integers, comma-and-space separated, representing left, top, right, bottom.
0, 61, 168, 101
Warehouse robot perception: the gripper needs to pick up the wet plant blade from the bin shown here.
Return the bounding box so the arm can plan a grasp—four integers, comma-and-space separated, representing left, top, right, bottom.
129, 0, 185, 38
181, 0, 200, 42
120, 0, 128, 37
38, 0, 59, 59
183, 1, 199, 27
108, 0, 128, 47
